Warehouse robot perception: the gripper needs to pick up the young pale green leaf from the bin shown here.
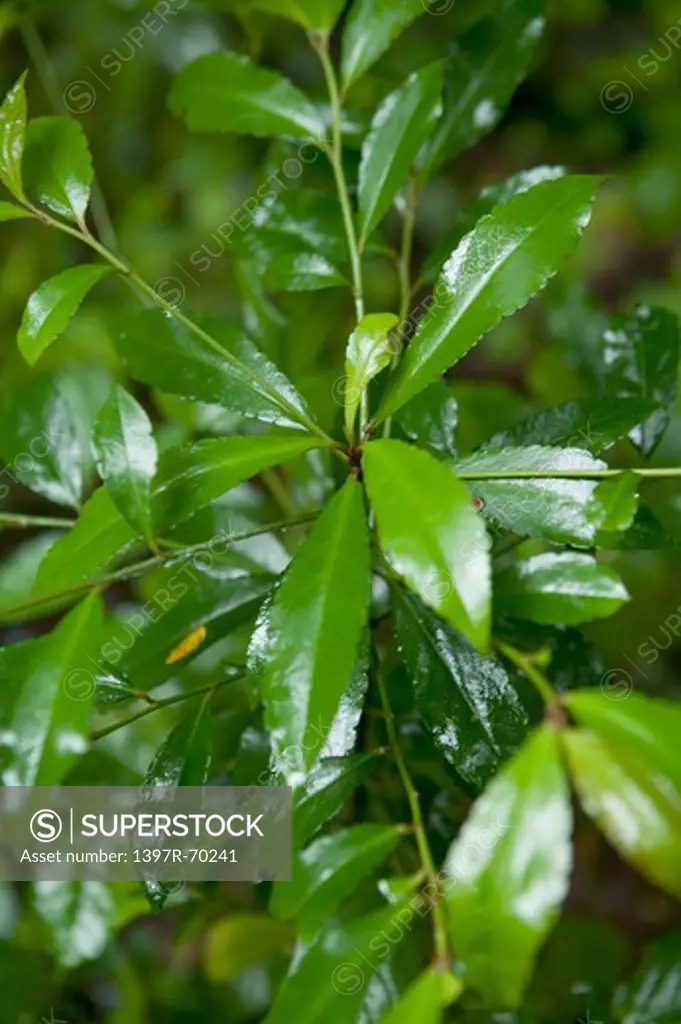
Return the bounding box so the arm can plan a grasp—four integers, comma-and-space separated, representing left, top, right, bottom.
482, 396, 660, 455
117, 310, 315, 432
344, 312, 399, 437
563, 690, 681, 794
292, 752, 377, 850
204, 913, 294, 983
394, 586, 528, 790
0, 533, 59, 623
358, 62, 443, 244
32, 881, 115, 969
270, 824, 403, 929
563, 729, 681, 899
1, 594, 104, 785
378, 968, 463, 1024
587, 471, 638, 533
364, 440, 491, 651
169, 52, 324, 140
376, 176, 602, 421
444, 724, 572, 1007
612, 932, 681, 1024
496, 552, 629, 625
0, 199, 30, 220
32, 487, 139, 603
454, 445, 607, 546
17, 264, 110, 366
230, 0, 343, 31
0, 71, 27, 200
393, 380, 457, 455
341, 0, 425, 89
0, 374, 83, 509
93, 385, 157, 544
151, 432, 324, 532
418, 0, 545, 178
24, 115, 93, 224
601, 306, 680, 457
250, 479, 371, 787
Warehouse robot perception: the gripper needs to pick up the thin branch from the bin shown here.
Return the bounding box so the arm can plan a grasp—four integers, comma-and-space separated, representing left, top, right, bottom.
0, 512, 74, 530
497, 641, 555, 705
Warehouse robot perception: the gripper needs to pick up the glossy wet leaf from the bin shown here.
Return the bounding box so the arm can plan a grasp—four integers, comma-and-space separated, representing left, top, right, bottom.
358, 62, 443, 244
17, 263, 110, 366
563, 729, 681, 899
612, 931, 681, 1024
93, 385, 157, 543
419, 0, 545, 177
204, 913, 294, 983
270, 824, 403, 929
393, 380, 457, 455
0, 373, 84, 509
444, 724, 572, 1007
454, 445, 607, 546
344, 312, 399, 437
482, 397, 659, 455
118, 309, 315, 432
364, 439, 491, 649
0, 533, 59, 623
24, 115, 93, 224
143, 701, 213, 789
587, 471, 638, 533
496, 552, 629, 625
169, 52, 324, 140
341, 0, 425, 89
0, 594, 104, 785
151, 432, 325, 532
395, 586, 528, 790
0, 199, 30, 220
0, 71, 27, 200
33, 880, 115, 969
250, 479, 370, 787
378, 967, 463, 1024
600, 305, 680, 457
376, 176, 601, 420
292, 752, 377, 850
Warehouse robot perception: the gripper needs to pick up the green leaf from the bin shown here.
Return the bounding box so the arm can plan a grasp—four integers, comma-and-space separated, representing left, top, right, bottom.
292, 752, 377, 850
24, 115, 93, 224
376, 176, 602, 421
151, 432, 324, 532
358, 62, 443, 244
0, 199, 30, 220
118, 310, 315, 432
454, 445, 607, 546
587, 471, 638, 533
0, 71, 27, 200
394, 586, 528, 790
143, 701, 213, 789
418, 0, 545, 178
169, 52, 324, 141
344, 313, 400, 437
33, 880, 115, 969
17, 263, 110, 366
496, 553, 629, 625
600, 305, 680, 457
93, 385, 158, 544
378, 968, 463, 1024
0, 533, 59, 623
612, 931, 681, 1024
204, 913, 294, 983
0, 373, 84, 509
364, 439, 491, 650
444, 724, 572, 1007
393, 381, 457, 455
0, 594, 104, 785
264, 899, 414, 1024
563, 690, 681, 794
341, 0, 425, 89
482, 397, 660, 455
271, 824, 403, 929
563, 728, 681, 899
229, 0, 344, 31
250, 479, 371, 786
32, 487, 139, 603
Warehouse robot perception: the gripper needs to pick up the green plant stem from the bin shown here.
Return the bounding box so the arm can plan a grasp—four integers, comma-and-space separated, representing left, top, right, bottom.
497, 641, 555, 704
3, 512, 318, 620
375, 667, 449, 966
92, 673, 244, 741
0, 512, 74, 530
